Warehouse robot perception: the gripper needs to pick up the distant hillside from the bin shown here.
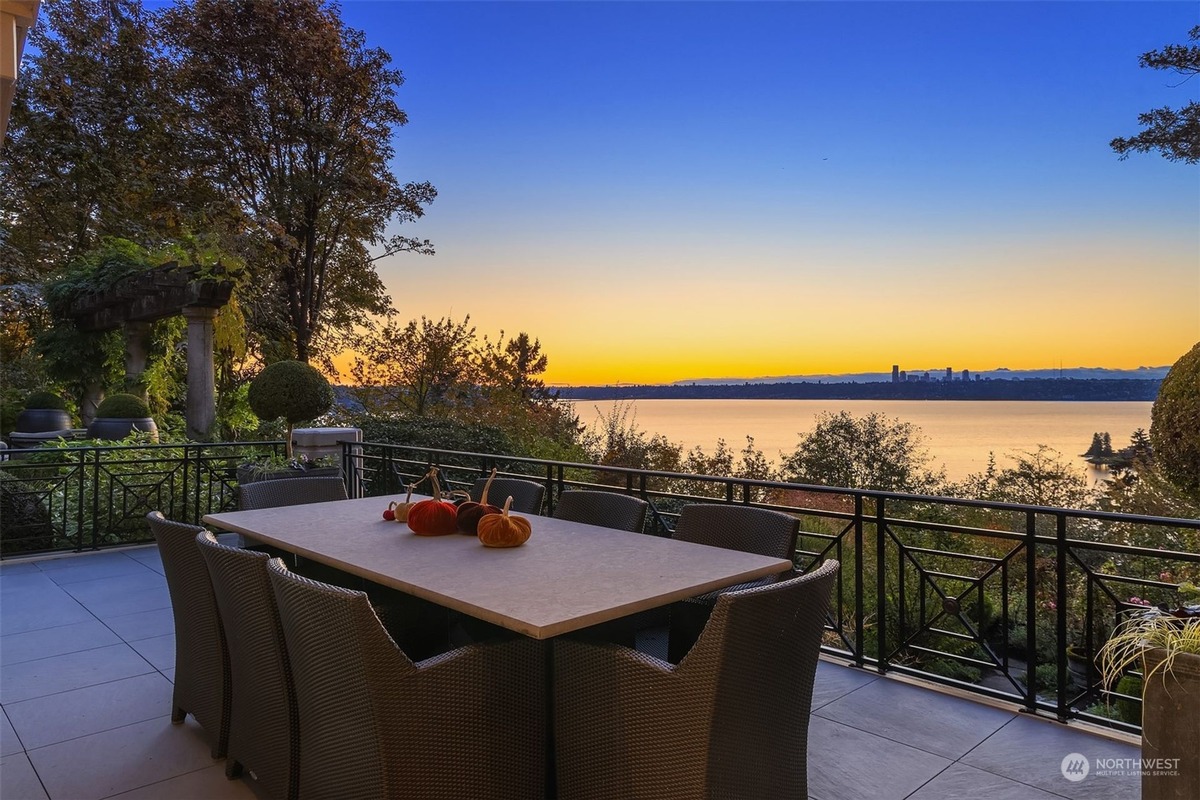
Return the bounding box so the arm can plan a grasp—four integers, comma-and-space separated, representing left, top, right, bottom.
559, 378, 1161, 402
673, 366, 1170, 385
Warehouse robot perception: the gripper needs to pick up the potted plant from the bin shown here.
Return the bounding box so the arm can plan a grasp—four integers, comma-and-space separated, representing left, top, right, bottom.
15, 391, 73, 434
1099, 586, 1200, 800
241, 360, 335, 482
86, 393, 158, 441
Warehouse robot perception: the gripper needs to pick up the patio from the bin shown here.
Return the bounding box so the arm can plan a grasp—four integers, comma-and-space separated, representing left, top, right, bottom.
1, 546, 1141, 800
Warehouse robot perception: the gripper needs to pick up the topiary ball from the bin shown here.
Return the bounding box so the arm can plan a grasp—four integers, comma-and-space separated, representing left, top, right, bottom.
1150, 341, 1200, 494
95, 393, 151, 418
25, 390, 68, 410
248, 360, 334, 425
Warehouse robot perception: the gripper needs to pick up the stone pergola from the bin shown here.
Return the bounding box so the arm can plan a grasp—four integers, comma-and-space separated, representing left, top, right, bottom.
1, 0, 39, 144
69, 262, 234, 440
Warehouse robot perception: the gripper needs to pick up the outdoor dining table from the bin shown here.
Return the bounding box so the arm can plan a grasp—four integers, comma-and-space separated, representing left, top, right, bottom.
203, 493, 794, 795
203, 493, 792, 640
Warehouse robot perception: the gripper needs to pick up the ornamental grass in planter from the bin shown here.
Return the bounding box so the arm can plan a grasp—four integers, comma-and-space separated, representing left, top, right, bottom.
1099, 602, 1200, 800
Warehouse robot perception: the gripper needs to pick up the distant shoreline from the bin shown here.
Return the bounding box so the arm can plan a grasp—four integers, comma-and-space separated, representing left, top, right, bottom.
558, 378, 1160, 402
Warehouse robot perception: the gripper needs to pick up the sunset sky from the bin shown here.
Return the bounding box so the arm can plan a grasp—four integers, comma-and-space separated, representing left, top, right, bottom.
336, 1, 1199, 386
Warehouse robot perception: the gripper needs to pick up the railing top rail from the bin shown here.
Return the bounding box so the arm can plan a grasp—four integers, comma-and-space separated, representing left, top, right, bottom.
3, 440, 286, 455
356, 440, 1200, 528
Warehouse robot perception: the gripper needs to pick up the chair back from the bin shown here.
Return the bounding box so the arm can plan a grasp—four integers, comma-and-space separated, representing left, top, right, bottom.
144, 511, 230, 758
197, 531, 298, 800
267, 559, 546, 799
685, 560, 840, 796
553, 490, 648, 532
239, 475, 348, 511
267, 559, 415, 799
672, 503, 798, 559
472, 475, 545, 515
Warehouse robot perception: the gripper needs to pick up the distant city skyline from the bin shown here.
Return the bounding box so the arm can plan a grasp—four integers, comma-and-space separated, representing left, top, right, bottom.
331, 1, 1198, 386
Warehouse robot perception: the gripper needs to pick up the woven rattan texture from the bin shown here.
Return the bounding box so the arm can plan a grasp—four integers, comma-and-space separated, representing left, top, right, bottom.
552, 490, 649, 533
471, 476, 546, 515
555, 560, 839, 800
267, 560, 546, 800
238, 476, 348, 511
197, 532, 299, 800
666, 504, 801, 661
145, 512, 231, 759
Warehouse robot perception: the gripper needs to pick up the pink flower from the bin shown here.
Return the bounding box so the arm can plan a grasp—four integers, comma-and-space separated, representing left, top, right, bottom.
1127, 596, 1151, 606
1044, 601, 1057, 610
1160, 571, 1173, 582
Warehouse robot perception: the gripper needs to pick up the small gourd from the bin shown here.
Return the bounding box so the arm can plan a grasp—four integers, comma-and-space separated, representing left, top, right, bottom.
456, 467, 501, 534
477, 496, 531, 548
407, 468, 458, 536
387, 483, 419, 523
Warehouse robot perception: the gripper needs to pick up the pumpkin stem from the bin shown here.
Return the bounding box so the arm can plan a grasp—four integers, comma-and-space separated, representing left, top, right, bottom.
479, 467, 497, 504
429, 468, 442, 502
501, 495, 514, 516
403, 483, 415, 504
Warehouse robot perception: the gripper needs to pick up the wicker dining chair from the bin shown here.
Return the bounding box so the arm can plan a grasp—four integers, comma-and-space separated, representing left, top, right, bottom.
667, 503, 799, 662
238, 475, 348, 511
471, 475, 546, 515
266, 559, 546, 799
552, 490, 648, 533
555, 560, 839, 800
145, 512, 231, 759
196, 532, 298, 800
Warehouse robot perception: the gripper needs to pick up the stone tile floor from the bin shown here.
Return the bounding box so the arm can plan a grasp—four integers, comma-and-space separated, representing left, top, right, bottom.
1, 547, 1142, 799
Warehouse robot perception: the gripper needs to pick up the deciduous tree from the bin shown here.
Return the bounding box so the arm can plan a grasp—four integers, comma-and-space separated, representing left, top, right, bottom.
781, 411, 945, 493
1111, 25, 1200, 164
161, 0, 435, 365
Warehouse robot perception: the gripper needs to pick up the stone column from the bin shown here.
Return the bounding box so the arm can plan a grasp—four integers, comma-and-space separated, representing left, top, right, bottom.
182, 306, 218, 441
123, 321, 152, 399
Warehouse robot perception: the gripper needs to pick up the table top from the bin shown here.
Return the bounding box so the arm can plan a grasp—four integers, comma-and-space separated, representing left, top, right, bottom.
204, 495, 793, 640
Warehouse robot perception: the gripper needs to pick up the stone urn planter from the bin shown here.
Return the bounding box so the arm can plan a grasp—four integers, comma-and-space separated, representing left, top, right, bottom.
1100, 603, 1200, 800
86, 393, 159, 442
1141, 647, 1200, 800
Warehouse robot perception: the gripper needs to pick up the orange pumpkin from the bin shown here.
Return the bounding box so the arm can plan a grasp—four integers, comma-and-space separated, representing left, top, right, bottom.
407, 468, 458, 536
477, 496, 531, 548
457, 467, 501, 534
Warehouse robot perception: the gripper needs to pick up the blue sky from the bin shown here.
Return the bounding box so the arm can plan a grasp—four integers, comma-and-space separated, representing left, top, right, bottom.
336, 1, 1198, 383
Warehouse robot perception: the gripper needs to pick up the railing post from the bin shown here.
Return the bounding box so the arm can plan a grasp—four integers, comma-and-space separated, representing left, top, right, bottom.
1024, 509, 1038, 715
1055, 512, 1069, 722
90, 447, 101, 551
75, 448, 87, 552
854, 493, 865, 667
875, 495, 887, 673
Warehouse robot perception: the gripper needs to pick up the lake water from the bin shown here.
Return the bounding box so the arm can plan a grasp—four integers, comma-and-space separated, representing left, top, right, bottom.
571, 399, 1153, 482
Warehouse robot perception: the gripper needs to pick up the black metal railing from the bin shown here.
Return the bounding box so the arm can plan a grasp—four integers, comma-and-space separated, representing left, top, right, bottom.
347, 439, 1200, 734
0, 440, 285, 555
3, 436, 1195, 734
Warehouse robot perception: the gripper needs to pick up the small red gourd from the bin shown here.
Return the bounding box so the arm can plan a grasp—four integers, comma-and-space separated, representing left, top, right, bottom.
407, 469, 458, 536
477, 496, 531, 548
456, 467, 501, 534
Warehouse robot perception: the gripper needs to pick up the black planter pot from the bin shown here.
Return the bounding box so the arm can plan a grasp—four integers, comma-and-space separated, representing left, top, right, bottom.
86, 417, 159, 442
15, 408, 72, 433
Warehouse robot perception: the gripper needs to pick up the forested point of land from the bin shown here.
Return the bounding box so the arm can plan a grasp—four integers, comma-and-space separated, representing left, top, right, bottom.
559, 379, 1161, 402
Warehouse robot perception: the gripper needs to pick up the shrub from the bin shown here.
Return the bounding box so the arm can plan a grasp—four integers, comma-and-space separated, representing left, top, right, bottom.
25, 391, 67, 410
1115, 674, 1143, 725
95, 393, 151, 418
1151, 341, 1200, 495
247, 360, 334, 457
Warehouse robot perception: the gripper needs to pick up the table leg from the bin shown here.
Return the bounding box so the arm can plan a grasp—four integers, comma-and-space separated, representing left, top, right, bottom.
544, 638, 557, 799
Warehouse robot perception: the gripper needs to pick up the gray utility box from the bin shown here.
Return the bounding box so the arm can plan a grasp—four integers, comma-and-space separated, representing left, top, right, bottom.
292, 427, 362, 463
